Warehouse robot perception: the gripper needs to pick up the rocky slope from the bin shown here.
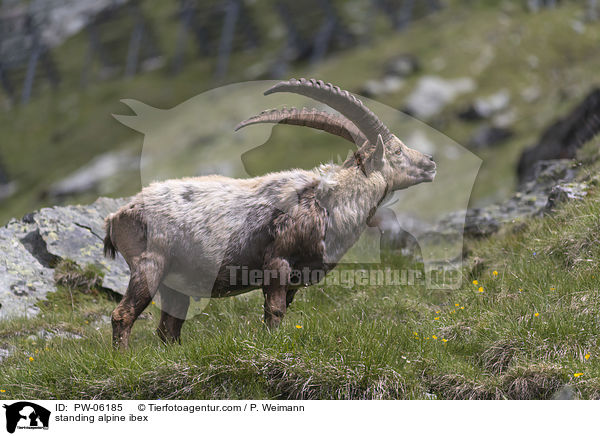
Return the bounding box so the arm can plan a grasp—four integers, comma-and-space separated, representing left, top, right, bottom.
0, 197, 129, 320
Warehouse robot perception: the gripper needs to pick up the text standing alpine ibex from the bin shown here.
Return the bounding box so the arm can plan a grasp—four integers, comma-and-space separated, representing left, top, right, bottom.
104, 78, 436, 348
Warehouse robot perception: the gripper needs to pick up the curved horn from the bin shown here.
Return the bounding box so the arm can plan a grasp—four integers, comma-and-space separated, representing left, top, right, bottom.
264, 78, 393, 146
235, 107, 367, 146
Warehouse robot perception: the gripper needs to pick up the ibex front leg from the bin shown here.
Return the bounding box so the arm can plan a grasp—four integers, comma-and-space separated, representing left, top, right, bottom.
263, 258, 290, 329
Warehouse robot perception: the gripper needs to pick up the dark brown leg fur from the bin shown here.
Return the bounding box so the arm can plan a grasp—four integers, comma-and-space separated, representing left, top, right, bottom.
263, 257, 291, 329
156, 284, 190, 344
263, 285, 287, 329
286, 289, 298, 308
112, 253, 165, 349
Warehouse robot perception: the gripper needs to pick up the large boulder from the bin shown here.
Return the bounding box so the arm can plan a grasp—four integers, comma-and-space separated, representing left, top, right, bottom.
0, 197, 130, 320
517, 88, 600, 183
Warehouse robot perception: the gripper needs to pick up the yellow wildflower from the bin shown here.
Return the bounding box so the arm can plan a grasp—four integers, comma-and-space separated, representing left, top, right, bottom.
151, 301, 156, 305
413, 331, 418, 336
441, 338, 448, 343
0, 390, 5, 393
432, 335, 437, 340
574, 373, 583, 378
550, 287, 555, 291
460, 306, 465, 310
455, 303, 459, 307
28, 357, 34, 362
534, 313, 539, 317
295, 325, 302, 329
450, 310, 456, 314
434, 317, 440, 320
478, 287, 484, 293
472, 280, 478, 285
492, 270, 498, 276
518, 288, 523, 292
585, 354, 590, 360
435, 310, 440, 314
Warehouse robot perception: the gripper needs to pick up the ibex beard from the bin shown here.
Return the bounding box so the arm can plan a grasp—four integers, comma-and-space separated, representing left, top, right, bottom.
104, 78, 436, 349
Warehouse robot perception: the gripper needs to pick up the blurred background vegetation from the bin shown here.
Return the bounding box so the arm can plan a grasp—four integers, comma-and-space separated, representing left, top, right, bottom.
3, 0, 600, 400
0, 0, 599, 224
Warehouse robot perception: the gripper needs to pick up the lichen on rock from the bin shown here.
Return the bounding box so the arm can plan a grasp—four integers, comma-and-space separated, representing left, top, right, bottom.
0, 197, 130, 320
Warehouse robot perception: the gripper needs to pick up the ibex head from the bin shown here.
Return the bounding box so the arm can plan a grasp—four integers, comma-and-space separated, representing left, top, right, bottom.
236, 78, 436, 191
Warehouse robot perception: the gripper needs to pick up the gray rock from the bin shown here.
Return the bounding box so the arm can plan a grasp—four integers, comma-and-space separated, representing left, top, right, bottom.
520, 86, 541, 103
31, 197, 130, 293
405, 76, 476, 119
518, 89, 600, 183
0, 226, 55, 320
360, 76, 404, 98
46, 149, 138, 199
383, 158, 587, 256
384, 54, 420, 78
451, 159, 583, 238
492, 110, 517, 128
459, 90, 511, 121
36, 328, 83, 340
468, 125, 514, 149
0, 196, 130, 321
545, 182, 588, 211
30, 0, 129, 48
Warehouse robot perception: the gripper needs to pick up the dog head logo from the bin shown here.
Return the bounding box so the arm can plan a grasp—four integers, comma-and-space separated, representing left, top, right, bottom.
113, 80, 480, 295
3, 402, 50, 433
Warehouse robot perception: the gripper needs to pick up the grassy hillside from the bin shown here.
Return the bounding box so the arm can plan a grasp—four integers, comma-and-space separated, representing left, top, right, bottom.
1, 141, 599, 400
1, 1, 599, 224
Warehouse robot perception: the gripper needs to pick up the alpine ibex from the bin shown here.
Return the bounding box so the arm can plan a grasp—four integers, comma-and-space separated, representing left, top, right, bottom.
104, 78, 436, 348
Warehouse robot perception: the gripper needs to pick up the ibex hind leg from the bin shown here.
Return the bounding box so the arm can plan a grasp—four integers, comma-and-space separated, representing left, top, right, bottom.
156, 284, 190, 344
112, 252, 166, 349
263, 257, 291, 329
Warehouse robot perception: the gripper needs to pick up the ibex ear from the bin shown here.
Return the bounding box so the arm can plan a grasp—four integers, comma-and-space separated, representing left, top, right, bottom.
112, 99, 161, 133
362, 134, 385, 176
